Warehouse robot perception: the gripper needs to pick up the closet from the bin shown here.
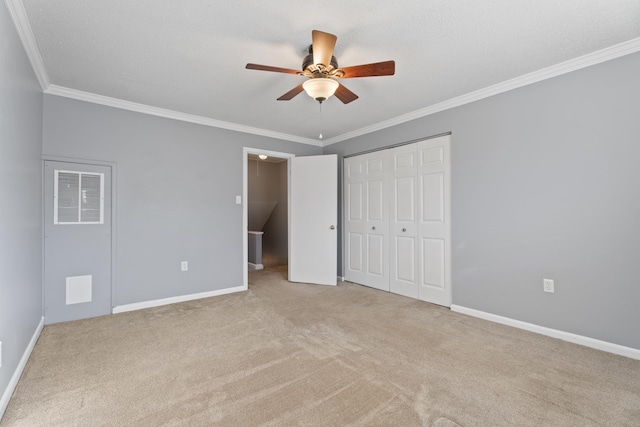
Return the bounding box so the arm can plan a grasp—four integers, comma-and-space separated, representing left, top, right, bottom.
344, 134, 451, 306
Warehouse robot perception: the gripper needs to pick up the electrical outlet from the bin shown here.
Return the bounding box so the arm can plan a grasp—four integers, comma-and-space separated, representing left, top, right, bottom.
181, 261, 188, 272
543, 279, 554, 293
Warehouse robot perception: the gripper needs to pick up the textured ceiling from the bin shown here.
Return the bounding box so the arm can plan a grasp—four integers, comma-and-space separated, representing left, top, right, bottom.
20, 0, 640, 145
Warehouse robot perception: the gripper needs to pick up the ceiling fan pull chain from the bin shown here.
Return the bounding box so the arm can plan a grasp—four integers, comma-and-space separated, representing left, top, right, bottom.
319, 103, 323, 140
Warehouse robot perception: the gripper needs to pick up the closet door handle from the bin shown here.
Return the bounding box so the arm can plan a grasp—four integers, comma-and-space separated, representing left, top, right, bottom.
372, 226, 376, 230
330, 225, 335, 230
402, 228, 407, 232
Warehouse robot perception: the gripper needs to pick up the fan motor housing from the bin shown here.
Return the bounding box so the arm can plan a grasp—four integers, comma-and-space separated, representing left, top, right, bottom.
302, 45, 339, 73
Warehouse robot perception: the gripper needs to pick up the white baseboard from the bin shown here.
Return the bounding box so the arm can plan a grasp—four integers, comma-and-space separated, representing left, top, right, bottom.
1, 317, 44, 420
450, 305, 640, 360
112, 286, 246, 314
248, 262, 264, 271
337, 276, 345, 282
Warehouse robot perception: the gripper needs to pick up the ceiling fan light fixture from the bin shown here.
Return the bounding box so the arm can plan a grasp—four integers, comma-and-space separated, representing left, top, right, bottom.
302, 78, 339, 103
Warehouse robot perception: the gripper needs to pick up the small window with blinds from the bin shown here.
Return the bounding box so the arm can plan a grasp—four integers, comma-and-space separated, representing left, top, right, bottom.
54, 170, 104, 224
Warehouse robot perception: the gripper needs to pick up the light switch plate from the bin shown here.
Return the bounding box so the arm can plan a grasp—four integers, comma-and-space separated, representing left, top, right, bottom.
543, 279, 554, 293
235, 195, 242, 204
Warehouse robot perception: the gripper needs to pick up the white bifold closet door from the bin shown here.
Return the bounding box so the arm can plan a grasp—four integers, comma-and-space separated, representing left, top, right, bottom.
343, 135, 451, 307
417, 137, 451, 306
344, 150, 389, 291
389, 144, 420, 298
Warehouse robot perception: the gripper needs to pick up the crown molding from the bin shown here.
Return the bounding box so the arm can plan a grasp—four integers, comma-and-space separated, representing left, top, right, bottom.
5, 0, 49, 90
45, 85, 323, 147
321, 37, 640, 147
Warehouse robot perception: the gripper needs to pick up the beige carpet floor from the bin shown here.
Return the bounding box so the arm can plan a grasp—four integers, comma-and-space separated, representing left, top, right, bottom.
2, 266, 639, 426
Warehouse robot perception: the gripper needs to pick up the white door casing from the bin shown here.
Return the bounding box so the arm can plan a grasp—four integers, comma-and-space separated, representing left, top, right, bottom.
289, 154, 338, 286
344, 151, 389, 290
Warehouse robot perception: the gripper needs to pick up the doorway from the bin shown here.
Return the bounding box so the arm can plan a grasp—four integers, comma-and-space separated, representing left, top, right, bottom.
242, 148, 294, 289
242, 148, 338, 289
247, 153, 289, 269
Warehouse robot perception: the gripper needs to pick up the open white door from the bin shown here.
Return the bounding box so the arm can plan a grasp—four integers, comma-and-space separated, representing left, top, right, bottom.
289, 154, 337, 285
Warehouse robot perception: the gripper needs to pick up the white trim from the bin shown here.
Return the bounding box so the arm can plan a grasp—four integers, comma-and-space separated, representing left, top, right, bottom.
248, 262, 264, 271
45, 85, 322, 147
450, 305, 640, 361
112, 286, 245, 314
4, 0, 50, 90
321, 37, 640, 147
1, 317, 44, 419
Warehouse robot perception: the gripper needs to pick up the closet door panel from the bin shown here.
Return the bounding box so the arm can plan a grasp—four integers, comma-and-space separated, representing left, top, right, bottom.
367, 179, 384, 221
421, 237, 445, 288
344, 158, 366, 284
389, 145, 419, 298
417, 135, 452, 306
367, 234, 385, 277
344, 152, 389, 290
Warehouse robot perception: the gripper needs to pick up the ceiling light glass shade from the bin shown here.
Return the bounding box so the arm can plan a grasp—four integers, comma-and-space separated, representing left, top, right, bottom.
302, 78, 339, 103
258, 154, 268, 160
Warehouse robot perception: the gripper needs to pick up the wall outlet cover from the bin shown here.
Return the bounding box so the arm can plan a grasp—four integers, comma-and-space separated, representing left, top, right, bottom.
543, 279, 554, 293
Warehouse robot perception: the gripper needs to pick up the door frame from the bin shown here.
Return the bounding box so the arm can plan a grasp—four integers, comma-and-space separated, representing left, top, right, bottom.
242, 147, 295, 290
42, 155, 118, 314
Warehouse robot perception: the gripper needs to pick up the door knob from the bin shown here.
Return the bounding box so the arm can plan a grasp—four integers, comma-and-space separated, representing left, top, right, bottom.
402, 228, 407, 232
372, 226, 376, 230
330, 225, 335, 230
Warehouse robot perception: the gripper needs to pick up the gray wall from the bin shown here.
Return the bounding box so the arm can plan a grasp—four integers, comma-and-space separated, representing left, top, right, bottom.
42, 95, 320, 306
324, 52, 640, 350
0, 2, 44, 411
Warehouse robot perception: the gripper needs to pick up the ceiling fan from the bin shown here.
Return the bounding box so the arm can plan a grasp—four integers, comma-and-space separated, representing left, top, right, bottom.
246, 30, 395, 104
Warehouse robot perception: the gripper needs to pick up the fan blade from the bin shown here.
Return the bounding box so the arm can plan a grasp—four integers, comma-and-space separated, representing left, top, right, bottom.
277, 84, 305, 101
334, 83, 358, 104
312, 30, 337, 67
339, 61, 395, 78
245, 63, 300, 75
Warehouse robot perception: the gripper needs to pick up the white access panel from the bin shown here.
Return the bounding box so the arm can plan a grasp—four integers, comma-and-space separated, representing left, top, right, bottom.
66, 275, 93, 305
